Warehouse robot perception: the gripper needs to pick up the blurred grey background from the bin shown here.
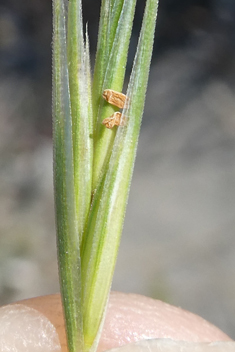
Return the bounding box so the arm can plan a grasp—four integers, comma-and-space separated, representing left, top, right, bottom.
0, 0, 235, 339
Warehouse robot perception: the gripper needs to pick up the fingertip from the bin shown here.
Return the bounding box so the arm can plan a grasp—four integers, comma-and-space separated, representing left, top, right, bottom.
0, 302, 61, 352
106, 339, 235, 352
98, 292, 232, 351
3, 292, 232, 352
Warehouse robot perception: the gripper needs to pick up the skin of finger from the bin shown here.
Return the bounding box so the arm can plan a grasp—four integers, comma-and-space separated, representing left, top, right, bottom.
0, 303, 61, 352
15, 292, 232, 352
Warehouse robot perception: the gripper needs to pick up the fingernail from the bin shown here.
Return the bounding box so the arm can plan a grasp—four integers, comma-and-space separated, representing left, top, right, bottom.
107, 339, 235, 352
0, 304, 61, 352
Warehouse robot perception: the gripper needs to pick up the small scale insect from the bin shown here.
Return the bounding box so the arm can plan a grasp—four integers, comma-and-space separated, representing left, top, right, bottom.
103, 89, 127, 109
102, 112, 126, 129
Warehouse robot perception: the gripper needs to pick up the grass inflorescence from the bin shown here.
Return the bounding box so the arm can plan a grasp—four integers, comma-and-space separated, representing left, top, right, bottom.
52, 0, 159, 351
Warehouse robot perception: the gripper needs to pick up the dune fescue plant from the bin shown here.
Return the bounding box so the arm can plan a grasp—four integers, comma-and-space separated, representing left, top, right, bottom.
52, 0, 159, 351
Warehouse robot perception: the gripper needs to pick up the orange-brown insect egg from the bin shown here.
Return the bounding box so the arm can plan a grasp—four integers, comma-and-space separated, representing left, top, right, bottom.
103, 89, 127, 109
102, 112, 126, 129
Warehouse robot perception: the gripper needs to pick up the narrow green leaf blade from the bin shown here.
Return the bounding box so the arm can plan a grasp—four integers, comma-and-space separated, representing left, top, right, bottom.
92, 0, 137, 191
92, 0, 112, 125
106, 0, 125, 62
67, 0, 93, 244
52, 0, 83, 351
92, 0, 126, 120
81, 0, 159, 350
